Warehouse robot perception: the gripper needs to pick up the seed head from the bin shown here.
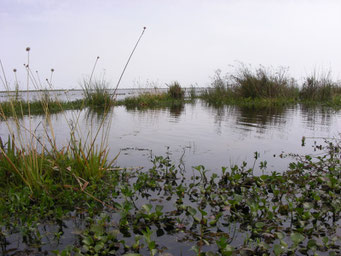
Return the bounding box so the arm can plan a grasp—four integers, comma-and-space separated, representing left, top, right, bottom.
13, 69, 17, 72
26, 47, 30, 52
97, 56, 100, 59
143, 26, 146, 30
51, 68, 54, 72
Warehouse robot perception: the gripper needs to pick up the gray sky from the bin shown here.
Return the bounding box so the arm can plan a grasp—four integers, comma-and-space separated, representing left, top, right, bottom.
1, 0, 341, 89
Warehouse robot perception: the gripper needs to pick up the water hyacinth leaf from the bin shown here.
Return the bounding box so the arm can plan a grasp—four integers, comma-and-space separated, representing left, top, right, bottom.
303, 202, 313, 209
187, 206, 197, 216
240, 248, 254, 256
82, 236, 93, 246
199, 209, 207, 216
307, 239, 317, 249
291, 232, 305, 244
234, 194, 243, 203
273, 244, 285, 256
142, 204, 153, 213
255, 222, 265, 228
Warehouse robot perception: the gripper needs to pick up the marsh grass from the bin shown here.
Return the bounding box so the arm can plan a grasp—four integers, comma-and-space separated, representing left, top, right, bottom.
120, 82, 186, 109
202, 65, 341, 107
300, 72, 341, 102
0, 98, 84, 117
203, 65, 299, 104
202, 69, 235, 104
167, 81, 184, 99
232, 64, 298, 99
82, 78, 113, 109
0, 50, 114, 194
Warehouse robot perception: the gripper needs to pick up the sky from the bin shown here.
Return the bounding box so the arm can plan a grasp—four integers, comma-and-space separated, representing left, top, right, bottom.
1, 0, 341, 90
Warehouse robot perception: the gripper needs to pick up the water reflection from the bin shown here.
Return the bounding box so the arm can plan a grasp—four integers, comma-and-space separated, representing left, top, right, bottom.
169, 103, 185, 118
300, 104, 334, 132
84, 106, 114, 125
236, 105, 288, 133
206, 103, 289, 134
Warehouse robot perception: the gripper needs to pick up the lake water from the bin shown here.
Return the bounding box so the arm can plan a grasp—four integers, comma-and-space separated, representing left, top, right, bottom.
1, 99, 340, 175
1, 97, 341, 254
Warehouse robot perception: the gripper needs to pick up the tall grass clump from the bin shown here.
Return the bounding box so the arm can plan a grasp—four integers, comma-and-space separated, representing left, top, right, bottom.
0, 28, 146, 194
122, 91, 169, 109
0, 50, 114, 194
121, 81, 185, 109
201, 69, 234, 104
167, 81, 184, 99
299, 72, 340, 102
82, 78, 112, 109
232, 64, 298, 99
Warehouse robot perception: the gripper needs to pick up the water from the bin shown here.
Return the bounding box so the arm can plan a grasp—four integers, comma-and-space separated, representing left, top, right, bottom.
1, 100, 340, 174
1, 98, 341, 254
0, 87, 206, 102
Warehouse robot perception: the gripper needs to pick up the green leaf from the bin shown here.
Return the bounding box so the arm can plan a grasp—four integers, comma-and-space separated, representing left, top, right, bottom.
291, 232, 305, 244
234, 194, 243, 203
187, 206, 197, 216
303, 202, 313, 209
142, 204, 153, 213
82, 236, 93, 246
275, 232, 284, 240
155, 205, 163, 213
273, 244, 284, 256
255, 222, 265, 228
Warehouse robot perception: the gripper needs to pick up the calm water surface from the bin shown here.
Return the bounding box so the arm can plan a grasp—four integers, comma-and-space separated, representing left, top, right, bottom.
2, 100, 340, 174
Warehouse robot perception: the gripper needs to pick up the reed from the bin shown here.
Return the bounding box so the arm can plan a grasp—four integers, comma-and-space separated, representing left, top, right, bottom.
299, 72, 340, 102
0, 27, 146, 194
167, 81, 184, 99
232, 64, 298, 99
0, 49, 113, 194
121, 82, 187, 109
82, 78, 113, 109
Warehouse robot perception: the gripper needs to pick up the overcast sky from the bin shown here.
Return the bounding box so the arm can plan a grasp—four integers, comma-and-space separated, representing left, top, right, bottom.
1, 0, 341, 90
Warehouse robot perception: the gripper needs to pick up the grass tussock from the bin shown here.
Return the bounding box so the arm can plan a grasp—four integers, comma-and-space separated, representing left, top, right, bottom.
202, 65, 341, 106
299, 72, 340, 102
120, 82, 186, 109
0, 49, 115, 195
82, 78, 113, 109
0, 99, 84, 117
232, 65, 298, 99
167, 81, 184, 99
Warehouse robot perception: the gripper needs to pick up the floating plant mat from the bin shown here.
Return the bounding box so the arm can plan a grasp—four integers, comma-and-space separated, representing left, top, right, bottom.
1, 142, 341, 256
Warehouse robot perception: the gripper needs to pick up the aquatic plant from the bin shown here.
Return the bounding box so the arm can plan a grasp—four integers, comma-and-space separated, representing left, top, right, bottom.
0, 48, 114, 194
202, 65, 300, 106
81, 77, 113, 109
201, 69, 234, 104
167, 81, 184, 99
28, 141, 341, 255
231, 64, 298, 99
300, 72, 340, 102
